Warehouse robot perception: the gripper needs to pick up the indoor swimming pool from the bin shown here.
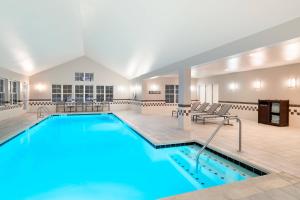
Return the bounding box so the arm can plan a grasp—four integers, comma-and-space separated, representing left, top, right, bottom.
0, 114, 260, 200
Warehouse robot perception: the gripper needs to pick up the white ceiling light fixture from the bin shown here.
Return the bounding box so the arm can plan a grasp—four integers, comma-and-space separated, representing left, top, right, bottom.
249, 51, 265, 66
225, 57, 239, 72
284, 43, 300, 61
21, 60, 34, 72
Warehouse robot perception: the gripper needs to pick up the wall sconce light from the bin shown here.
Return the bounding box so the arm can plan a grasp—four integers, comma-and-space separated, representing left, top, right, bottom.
228, 82, 239, 91
118, 85, 126, 92
190, 85, 196, 92
288, 77, 296, 88
34, 83, 46, 92
149, 84, 159, 91
253, 80, 262, 90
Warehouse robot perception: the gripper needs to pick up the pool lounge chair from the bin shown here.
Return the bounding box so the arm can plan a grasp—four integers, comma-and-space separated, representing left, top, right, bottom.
196, 104, 233, 124
172, 101, 201, 117
191, 102, 210, 120
192, 103, 220, 121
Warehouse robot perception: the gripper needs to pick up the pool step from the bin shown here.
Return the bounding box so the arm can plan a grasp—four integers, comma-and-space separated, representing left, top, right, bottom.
173, 152, 229, 185
181, 145, 254, 178
170, 145, 255, 186
170, 154, 219, 188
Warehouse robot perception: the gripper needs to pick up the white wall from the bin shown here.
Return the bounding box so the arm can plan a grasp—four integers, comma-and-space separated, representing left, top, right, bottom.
129, 77, 198, 115
29, 57, 131, 112
142, 77, 198, 101
196, 64, 300, 127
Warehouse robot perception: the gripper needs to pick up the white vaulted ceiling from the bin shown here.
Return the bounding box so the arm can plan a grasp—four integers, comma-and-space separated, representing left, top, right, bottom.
1, 0, 300, 79
0, 0, 84, 75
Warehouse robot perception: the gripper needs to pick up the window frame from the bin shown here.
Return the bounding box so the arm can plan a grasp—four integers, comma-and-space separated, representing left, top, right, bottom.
165, 84, 178, 103
96, 86, 105, 102
0, 79, 5, 106
175, 85, 179, 103
75, 72, 84, 81
52, 84, 62, 102
84, 73, 94, 82
85, 85, 94, 102
63, 85, 72, 102
75, 85, 84, 102
10, 81, 20, 105
105, 86, 114, 102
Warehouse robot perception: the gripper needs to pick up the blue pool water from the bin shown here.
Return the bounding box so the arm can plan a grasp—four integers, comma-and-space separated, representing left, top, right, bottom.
0, 114, 257, 200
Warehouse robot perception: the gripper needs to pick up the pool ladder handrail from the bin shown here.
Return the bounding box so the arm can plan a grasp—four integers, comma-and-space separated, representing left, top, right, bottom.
195, 116, 242, 171
37, 106, 49, 119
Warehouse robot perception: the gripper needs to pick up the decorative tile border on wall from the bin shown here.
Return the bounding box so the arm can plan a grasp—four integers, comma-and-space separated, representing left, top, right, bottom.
0, 104, 23, 111
177, 104, 191, 117
289, 108, 300, 116
131, 99, 178, 107
220, 100, 300, 116
29, 99, 131, 106
29, 101, 55, 106
219, 101, 258, 112
28, 99, 201, 109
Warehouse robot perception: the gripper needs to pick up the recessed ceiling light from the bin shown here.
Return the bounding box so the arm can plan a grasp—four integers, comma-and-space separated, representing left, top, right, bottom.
249, 51, 265, 66
225, 57, 239, 71
21, 60, 34, 72
284, 43, 300, 61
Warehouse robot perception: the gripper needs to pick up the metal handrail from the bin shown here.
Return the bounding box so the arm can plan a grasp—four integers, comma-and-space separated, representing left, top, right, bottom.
37, 106, 49, 119
195, 116, 242, 171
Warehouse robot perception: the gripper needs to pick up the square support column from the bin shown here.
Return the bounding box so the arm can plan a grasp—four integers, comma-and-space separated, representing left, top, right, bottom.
178, 66, 191, 130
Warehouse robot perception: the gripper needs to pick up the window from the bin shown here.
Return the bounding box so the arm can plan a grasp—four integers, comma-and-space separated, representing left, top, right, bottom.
96, 86, 105, 102
165, 85, 174, 103
10, 81, 20, 104
63, 85, 72, 102
165, 85, 178, 103
0, 79, 4, 106
75, 85, 84, 102
85, 73, 94, 81
52, 84, 61, 102
175, 85, 179, 103
75, 72, 94, 82
105, 86, 113, 102
85, 85, 94, 102
75, 72, 84, 81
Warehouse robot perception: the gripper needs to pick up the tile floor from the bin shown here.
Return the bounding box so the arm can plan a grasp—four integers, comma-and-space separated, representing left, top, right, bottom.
116, 111, 300, 176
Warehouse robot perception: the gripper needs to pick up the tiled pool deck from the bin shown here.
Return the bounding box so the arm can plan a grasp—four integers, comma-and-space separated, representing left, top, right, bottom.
1, 111, 300, 200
